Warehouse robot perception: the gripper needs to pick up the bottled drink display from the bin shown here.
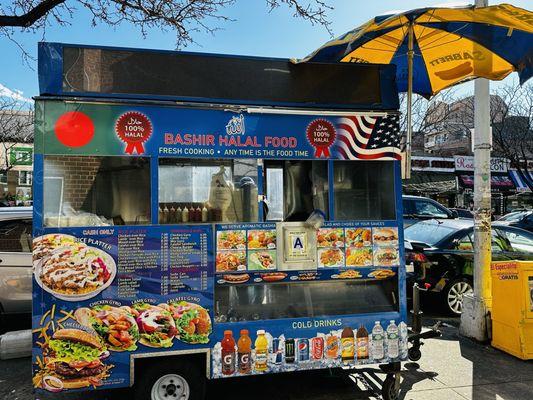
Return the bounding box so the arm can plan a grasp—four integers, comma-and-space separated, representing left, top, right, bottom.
237, 329, 252, 374
341, 326, 355, 362
254, 330, 268, 372
386, 320, 399, 359
371, 321, 385, 360
297, 338, 310, 363
356, 324, 369, 360
221, 330, 236, 375
284, 339, 295, 363
325, 334, 339, 359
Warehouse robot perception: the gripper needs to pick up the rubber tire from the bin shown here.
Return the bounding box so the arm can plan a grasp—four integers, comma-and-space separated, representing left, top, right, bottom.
441, 277, 473, 316
408, 347, 422, 362
133, 358, 206, 400
382, 374, 400, 400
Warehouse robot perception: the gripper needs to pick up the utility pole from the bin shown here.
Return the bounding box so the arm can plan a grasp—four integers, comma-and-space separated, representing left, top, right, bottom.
460, 0, 492, 341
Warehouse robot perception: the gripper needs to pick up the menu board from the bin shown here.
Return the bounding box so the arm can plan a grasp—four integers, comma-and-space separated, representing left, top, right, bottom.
32, 225, 214, 394
215, 222, 400, 284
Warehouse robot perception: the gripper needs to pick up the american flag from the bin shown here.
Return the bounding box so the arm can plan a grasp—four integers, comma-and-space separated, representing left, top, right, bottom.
334, 114, 401, 160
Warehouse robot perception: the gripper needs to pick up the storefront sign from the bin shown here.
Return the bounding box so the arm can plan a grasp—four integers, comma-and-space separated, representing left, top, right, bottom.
454, 155, 508, 173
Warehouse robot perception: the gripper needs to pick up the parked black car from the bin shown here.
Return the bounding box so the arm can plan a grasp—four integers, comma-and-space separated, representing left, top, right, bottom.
449, 208, 474, 219
496, 210, 533, 233
403, 195, 457, 228
404, 219, 533, 315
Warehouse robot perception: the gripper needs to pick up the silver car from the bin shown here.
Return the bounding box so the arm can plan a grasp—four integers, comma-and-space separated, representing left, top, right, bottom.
0, 207, 32, 317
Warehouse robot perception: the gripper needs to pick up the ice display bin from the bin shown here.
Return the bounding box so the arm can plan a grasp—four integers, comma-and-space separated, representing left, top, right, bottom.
491, 261, 533, 360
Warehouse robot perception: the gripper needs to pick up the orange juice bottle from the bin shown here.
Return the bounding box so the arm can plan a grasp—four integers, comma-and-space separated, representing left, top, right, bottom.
254, 330, 268, 372
237, 329, 252, 374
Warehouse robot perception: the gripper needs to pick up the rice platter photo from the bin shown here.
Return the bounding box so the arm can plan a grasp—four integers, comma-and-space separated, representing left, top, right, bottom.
34, 244, 116, 301
33, 234, 78, 263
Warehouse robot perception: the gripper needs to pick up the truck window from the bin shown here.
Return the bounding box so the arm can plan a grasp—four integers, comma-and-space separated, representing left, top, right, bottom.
264, 160, 329, 222
333, 160, 396, 220
158, 158, 258, 223
43, 156, 151, 227
0, 219, 32, 252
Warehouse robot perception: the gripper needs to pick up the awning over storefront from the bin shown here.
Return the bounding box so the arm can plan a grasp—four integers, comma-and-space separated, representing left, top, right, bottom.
509, 170, 533, 192
403, 172, 457, 194
458, 174, 515, 191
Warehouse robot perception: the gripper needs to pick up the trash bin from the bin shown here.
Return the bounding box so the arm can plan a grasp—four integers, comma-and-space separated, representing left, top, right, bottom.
491, 261, 533, 360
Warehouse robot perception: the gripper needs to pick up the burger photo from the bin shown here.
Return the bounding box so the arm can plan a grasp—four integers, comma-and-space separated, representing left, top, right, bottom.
41, 328, 111, 390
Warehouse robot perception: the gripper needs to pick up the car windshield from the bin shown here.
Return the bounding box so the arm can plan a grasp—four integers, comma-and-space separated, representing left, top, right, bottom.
499, 211, 528, 222
404, 222, 457, 246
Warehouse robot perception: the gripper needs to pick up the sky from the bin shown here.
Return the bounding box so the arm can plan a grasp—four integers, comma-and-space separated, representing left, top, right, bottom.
0, 0, 531, 102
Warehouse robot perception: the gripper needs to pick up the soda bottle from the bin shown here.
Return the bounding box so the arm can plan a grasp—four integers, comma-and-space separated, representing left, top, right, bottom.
399, 322, 408, 359
386, 320, 399, 359
325, 334, 339, 359
356, 324, 369, 360
340, 327, 355, 363
221, 330, 236, 375
237, 329, 252, 374
254, 330, 268, 372
371, 321, 385, 361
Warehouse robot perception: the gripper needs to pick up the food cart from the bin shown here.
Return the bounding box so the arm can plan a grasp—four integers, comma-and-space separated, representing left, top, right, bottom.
32, 42, 417, 400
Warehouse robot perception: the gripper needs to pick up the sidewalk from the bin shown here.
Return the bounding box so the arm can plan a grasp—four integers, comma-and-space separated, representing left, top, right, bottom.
395, 318, 533, 400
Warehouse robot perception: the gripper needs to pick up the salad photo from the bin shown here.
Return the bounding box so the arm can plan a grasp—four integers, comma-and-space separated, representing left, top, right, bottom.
34, 244, 116, 301
74, 305, 140, 352
345, 228, 372, 247
345, 247, 373, 267
33, 234, 78, 263
317, 228, 344, 248
318, 248, 344, 268
217, 230, 246, 250
248, 250, 276, 270
216, 251, 247, 272
247, 230, 276, 249
162, 301, 212, 344
35, 328, 112, 391
130, 303, 177, 348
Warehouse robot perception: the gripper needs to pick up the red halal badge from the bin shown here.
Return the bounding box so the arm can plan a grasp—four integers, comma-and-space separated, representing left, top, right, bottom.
54, 111, 95, 148
306, 119, 336, 158
115, 111, 153, 154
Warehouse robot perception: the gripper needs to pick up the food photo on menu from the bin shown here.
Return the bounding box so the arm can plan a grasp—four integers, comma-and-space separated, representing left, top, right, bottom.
345, 247, 373, 267
33, 234, 116, 301
372, 227, 399, 246
247, 230, 276, 249
216, 251, 247, 272
248, 250, 276, 270
317, 228, 345, 248
345, 228, 372, 247
318, 248, 344, 268
373, 248, 399, 267
217, 230, 246, 250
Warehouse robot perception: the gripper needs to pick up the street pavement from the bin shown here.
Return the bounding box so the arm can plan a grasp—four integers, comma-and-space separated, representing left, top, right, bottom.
1, 315, 533, 400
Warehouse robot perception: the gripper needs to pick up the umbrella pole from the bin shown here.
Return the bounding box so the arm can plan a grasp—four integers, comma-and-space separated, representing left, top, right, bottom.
405, 22, 414, 179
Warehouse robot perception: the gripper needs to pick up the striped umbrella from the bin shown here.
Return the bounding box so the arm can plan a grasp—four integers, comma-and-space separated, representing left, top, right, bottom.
302, 3, 533, 173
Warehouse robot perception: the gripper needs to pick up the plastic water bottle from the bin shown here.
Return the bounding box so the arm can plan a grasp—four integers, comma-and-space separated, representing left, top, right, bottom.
386, 320, 399, 359
371, 321, 385, 361
399, 321, 408, 359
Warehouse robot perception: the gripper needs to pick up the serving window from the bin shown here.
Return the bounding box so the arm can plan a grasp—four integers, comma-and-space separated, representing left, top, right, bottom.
214, 279, 399, 322
158, 158, 258, 223
43, 156, 151, 227
333, 160, 396, 221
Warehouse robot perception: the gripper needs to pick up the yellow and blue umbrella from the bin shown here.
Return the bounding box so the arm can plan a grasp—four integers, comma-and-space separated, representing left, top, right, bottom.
303, 3, 533, 97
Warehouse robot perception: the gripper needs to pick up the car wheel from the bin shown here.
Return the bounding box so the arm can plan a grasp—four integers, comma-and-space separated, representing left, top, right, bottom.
442, 277, 473, 316
134, 358, 206, 400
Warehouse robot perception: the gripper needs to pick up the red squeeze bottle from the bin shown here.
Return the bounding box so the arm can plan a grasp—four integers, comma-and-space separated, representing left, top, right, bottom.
221, 330, 236, 375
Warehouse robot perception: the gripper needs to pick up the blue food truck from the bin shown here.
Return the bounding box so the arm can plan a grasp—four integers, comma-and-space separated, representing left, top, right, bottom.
32, 42, 432, 400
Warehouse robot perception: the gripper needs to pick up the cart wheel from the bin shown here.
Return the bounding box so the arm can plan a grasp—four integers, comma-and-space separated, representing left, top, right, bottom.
408, 347, 422, 362
382, 373, 400, 400
134, 358, 206, 400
